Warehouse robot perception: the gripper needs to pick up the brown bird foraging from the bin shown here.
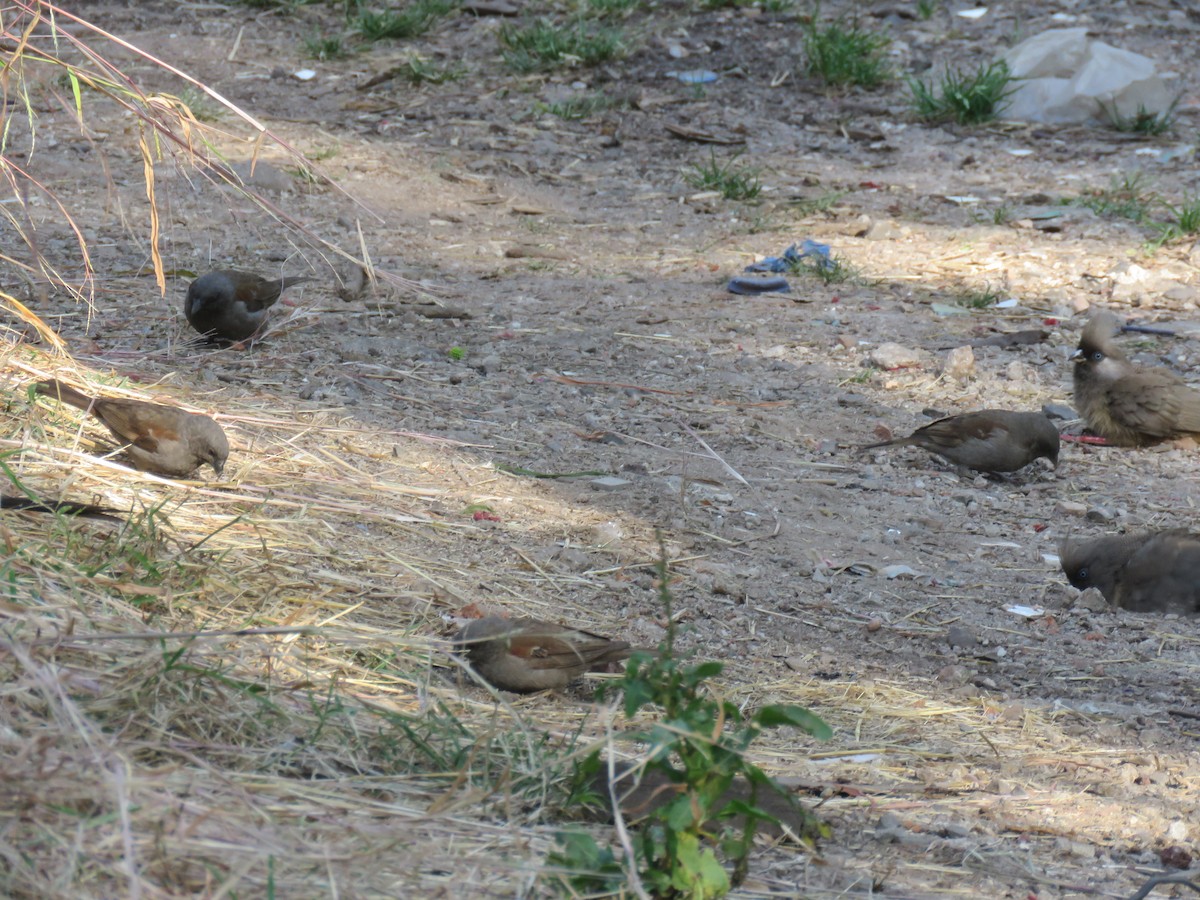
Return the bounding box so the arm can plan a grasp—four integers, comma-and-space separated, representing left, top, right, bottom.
1060, 529, 1200, 615
453, 616, 635, 692
1072, 309, 1200, 447
860, 409, 1060, 474
35, 379, 229, 478
185, 269, 312, 343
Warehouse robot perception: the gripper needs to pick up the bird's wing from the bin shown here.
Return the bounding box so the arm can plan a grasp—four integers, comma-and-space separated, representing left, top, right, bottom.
507, 619, 632, 669
94, 402, 171, 452
913, 414, 1002, 449
1105, 370, 1184, 439
234, 277, 284, 312
1116, 531, 1200, 613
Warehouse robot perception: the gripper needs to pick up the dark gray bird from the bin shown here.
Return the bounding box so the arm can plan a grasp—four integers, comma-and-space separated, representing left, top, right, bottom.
453, 616, 635, 692
1072, 309, 1200, 446
1060, 529, 1200, 614
36, 379, 229, 478
860, 409, 1060, 473
185, 269, 312, 343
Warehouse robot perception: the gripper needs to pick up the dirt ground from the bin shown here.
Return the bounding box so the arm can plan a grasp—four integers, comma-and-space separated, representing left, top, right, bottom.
10, 0, 1200, 897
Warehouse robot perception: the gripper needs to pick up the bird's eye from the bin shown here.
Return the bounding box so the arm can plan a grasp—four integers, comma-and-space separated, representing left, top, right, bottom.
1091, 351, 1103, 362
1077, 567, 1088, 581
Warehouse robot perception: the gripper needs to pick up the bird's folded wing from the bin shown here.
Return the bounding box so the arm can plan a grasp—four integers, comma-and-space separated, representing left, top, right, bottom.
1106, 373, 1183, 438
95, 406, 164, 452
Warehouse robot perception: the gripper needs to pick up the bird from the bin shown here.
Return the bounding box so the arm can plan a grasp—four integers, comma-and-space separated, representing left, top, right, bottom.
1060, 529, 1200, 615
0, 494, 118, 521
35, 379, 229, 478
184, 269, 312, 343
860, 409, 1060, 473
452, 616, 635, 692
593, 762, 818, 841
1072, 309, 1200, 447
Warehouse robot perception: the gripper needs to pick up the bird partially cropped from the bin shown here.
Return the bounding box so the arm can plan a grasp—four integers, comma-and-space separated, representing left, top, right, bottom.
185, 269, 312, 343
35, 379, 229, 478
0, 494, 118, 521
860, 409, 1060, 473
1061, 529, 1200, 615
453, 616, 635, 692
1072, 309, 1200, 446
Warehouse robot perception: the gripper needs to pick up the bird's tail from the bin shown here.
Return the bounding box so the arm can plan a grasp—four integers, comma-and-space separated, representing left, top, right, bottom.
35, 379, 96, 412
279, 275, 314, 292
858, 436, 912, 452
0, 494, 119, 521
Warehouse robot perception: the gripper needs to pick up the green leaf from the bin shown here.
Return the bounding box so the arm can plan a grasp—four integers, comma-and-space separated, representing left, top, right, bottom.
671, 832, 731, 898
751, 703, 833, 740
662, 793, 702, 831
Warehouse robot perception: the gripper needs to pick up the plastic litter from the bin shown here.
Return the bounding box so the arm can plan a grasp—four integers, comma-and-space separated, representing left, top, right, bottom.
1002, 28, 1177, 125
727, 276, 790, 295
744, 240, 832, 274
668, 70, 719, 85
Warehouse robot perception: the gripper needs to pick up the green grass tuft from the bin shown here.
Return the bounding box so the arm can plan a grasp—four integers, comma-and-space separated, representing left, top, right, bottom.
908, 60, 1014, 125
355, 0, 457, 41
802, 16, 891, 87
499, 18, 626, 72
1103, 96, 1180, 136
684, 151, 762, 201
1076, 172, 1157, 224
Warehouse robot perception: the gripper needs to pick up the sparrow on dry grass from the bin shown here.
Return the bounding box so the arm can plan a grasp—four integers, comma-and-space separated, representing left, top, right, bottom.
185, 269, 312, 343
1060, 529, 1200, 615
860, 409, 1060, 474
36, 379, 229, 478
1072, 309, 1200, 446
453, 616, 635, 692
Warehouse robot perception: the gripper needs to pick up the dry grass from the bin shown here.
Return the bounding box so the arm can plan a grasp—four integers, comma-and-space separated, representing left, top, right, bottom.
1, 6, 1196, 900
2, 328, 1183, 898
0, 331, 605, 898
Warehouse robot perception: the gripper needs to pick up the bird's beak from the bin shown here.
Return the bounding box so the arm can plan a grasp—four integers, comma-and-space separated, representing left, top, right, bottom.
1069, 348, 1083, 361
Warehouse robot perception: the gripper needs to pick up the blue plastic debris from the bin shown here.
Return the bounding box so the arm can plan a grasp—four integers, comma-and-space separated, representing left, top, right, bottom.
668, 69, 719, 85
745, 240, 833, 273
727, 276, 791, 295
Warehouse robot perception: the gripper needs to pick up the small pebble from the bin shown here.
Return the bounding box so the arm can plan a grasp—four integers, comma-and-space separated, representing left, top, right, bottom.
591, 476, 631, 492
946, 625, 978, 648
869, 342, 923, 370
1076, 587, 1110, 612
942, 345, 976, 381
1054, 500, 1087, 517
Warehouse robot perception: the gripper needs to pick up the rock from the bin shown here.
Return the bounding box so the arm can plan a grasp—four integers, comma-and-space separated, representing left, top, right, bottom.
865, 219, 905, 240
591, 476, 631, 491
869, 342, 923, 370
946, 625, 978, 649
228, 160, 294, 193
1076, 587, 1110, 612
553, 547, 593, 572
1054, 500, 1087, 517
935, 664, 969, 684
941, 346, 976, 381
